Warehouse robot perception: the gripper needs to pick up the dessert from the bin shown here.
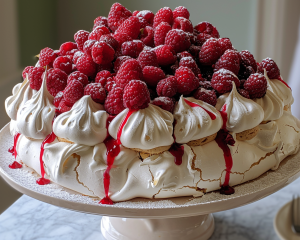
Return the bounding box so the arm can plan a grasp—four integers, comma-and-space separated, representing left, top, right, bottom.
5, 3, 300, 204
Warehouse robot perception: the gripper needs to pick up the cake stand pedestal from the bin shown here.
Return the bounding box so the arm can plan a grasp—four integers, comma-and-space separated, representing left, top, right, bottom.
1, 123, 300, 240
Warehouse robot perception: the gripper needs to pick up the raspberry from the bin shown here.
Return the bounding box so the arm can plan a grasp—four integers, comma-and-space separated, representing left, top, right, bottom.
22, 66, 34, 79
177, 51, 192, 59
59, 42, 78, 56
179, 57, 201, 76
74, 30, 90, 51
108, 3, 132, 32
28, 67, 44, 90
95, 70, 112, 86
258, 58, 281, 79
83, 40, 97, 56
99, 34, 119, 50
196, 33, 213, 46
244, 73, 267, 99
156, 76, 177, 97
113, 32, 133, 45
89, 26, 110, 41
64, 80, 84, 105
123, 80, 150, 110
137, 50, 159, 69
84, 83, 106, 104
173, 6, 190, 20
211, 69, 240, 94
58, 99, 72, 113
154, 22, 172, 46
154, 45, 177, 66
153, 7, 173, 29
175, 66, 199, 95
152, 97, 175, 112
214, 49, 240, 76
91, 41, 115, 64
94, 16, 108, 28
121, 40, 145, 58
194, 21, 219, 38
189, 45, 201, 58
67, 71, 89, 87
46, 68, 68, 97
105, 77, 116, 92
114, 16, 141, 40
193, 88, 217, 106
104, 86, 125, 115
73, 51, 84, 64
115, 59, 143, 88
172, 17, 193, 33
199, 80, 213, 90
199, 38, 222, 65
165, 29, 191, 53
53, 56, 72, 74
114, 56, 132, 72
237, 88, 250, 99
136, 10, 154, 28
39, 47, 57, 67
133, 11, 139, 16
219, 38, 233, 55
143, 66, 165, 87
76, 54, 97, 77
53, 91, 63, 108
140, 26, 155, 47
239, 50, 257, 72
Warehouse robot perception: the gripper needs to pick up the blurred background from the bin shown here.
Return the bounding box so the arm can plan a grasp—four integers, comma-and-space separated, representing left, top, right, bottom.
0, 0, 299, 214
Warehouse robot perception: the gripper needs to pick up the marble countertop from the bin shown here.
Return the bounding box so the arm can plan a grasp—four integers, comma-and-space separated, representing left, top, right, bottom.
1, 178, 299, 240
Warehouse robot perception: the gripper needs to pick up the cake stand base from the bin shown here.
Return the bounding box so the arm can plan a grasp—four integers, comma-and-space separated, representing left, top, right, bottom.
101, 214, 214, 240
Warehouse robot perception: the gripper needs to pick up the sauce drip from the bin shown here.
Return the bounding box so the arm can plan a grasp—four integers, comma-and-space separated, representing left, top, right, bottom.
37, 113, 60, 186
9, 161, 22, 169
100, 109, 136, 205
184, 99, 216, 120
9, 133, 22, 169
105, 115, 116, 139
169, 142, 184, 165
216, 104, 235, 194
37, 131, 56, 185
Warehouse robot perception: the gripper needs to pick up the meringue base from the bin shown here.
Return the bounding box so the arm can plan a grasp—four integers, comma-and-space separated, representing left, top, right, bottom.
187, 133, 217, 147
236, 126, 259, 141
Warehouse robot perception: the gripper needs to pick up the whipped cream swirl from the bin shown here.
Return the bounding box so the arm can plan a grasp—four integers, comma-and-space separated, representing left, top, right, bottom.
109, 104, 174, 150
17, 73, 55, 139
5, 78, 37, 120
53, 96, 108, 146
254, 89, 284, 121
220, 82, 264, 133
264, 70, 294, 107
174, 96, 222, 143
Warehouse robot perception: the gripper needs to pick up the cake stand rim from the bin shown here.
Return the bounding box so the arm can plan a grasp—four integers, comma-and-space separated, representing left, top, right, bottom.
1, 122, 300, 218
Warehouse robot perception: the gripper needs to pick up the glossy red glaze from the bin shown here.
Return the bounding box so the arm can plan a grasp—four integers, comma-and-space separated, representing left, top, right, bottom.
169, 142, 184, 165
117, 109, 137, 145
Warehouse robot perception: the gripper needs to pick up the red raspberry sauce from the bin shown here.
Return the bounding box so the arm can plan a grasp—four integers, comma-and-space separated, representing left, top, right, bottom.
100, 109, 137, 205
8, 133, 22, 169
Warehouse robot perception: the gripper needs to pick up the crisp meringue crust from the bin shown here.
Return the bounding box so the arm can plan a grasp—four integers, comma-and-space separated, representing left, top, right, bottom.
174, 96, 222, 143
53, 96, 108, 146
16, 74, 55, 139
221, 82, 264, 133
109, 104, 174, 150
5, 78, 37, 121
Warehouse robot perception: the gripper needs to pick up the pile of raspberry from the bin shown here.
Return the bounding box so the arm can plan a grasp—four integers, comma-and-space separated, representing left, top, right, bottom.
23, 3, 282, 115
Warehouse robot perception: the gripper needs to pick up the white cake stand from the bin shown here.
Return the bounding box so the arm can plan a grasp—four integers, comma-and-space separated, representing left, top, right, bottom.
1, 123, 300, 240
